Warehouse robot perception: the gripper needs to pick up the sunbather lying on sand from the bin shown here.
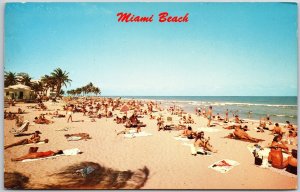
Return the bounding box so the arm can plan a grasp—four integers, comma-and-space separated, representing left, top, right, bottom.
192, 131, 217, 155
4, 111, 17, 120
224, 124, 248, 131
225, 126, 263, 143
64, 133, 92, 141
52, 110, 65, 118
5, 131, 48, 149
34, 114, 53, 124
11, 147, 63, 161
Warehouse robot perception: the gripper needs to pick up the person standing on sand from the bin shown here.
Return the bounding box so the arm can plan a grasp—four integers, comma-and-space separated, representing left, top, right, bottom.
66, 104, 74, 123
207, 106, 212, 127
225, 109, 229, 122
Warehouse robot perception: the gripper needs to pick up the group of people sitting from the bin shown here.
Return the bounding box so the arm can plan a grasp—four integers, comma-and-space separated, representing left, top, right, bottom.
176, 126, 218, 154
267, 134, 297, 175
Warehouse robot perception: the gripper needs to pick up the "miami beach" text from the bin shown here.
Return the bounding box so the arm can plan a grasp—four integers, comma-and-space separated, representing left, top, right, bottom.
117, 12, 189, 23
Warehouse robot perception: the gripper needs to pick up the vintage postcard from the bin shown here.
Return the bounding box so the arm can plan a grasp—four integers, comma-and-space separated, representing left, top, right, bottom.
3, 1, 298, 190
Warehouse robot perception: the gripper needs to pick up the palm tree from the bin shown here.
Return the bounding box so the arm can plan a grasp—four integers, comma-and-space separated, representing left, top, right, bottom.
17, 73, 32, 86
75, 88, 82, 97
41, 75, 56, 94
93, 87, 101, 96
31, 81, 44, 96
81, 86, 88, 96
4, 71, 18, 87
51, 68, 72, 97
60, 89, 65, 96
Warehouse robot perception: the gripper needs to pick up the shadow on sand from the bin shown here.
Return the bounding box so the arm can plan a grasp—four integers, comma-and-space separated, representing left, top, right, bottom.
42, 161, 150, 189
4, 171, 29, 189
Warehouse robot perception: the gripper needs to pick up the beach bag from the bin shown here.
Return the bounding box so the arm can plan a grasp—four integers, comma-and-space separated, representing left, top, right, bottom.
254, 156, 263, 165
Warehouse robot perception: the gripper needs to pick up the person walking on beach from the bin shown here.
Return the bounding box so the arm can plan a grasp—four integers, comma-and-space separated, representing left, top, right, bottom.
207, 106, 213, 127
225, 109, 229, 122
66, 104, 74, 123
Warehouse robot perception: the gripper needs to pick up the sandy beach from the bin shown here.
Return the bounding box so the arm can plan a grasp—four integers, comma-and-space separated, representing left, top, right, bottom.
3, 98, 297, 189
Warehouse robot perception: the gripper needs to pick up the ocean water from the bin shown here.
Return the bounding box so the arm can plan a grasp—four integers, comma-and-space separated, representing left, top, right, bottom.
118, 96, 298, 124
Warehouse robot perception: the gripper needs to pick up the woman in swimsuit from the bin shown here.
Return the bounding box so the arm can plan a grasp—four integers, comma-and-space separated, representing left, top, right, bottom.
11, 147, 63, 161
192, 131, 217, 155
268, 135, 290, 169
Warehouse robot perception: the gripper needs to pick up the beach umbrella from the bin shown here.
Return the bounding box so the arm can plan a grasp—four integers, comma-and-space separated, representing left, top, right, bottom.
120, 104, 130, 112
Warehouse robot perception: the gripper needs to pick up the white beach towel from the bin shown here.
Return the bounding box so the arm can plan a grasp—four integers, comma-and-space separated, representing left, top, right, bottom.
25, 141, 47, 146
173, 137, 190, 142
227, 122, 240, 126
208, 159, 240, 173
124, 131, 152, 138
197, 127, 221, 133
21, 148, 81, 162
67, 136, 83, 141
182, 143, 212, 155
56, 127, 73, 131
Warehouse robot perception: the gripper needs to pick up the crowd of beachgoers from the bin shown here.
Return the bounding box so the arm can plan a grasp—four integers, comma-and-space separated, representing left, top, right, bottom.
3, 96, 298, 189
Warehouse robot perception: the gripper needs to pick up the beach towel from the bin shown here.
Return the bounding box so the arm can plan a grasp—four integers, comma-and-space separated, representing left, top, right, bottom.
56, 127, 73, 131
208, 159, 240, 173
21, 148, 81, 162
25, 141, 47, 146
182, 143, 212, 156
173, 137, 191, 142
67, 136, 83, 141
124, 131, 153, 138
197, 127, 221, 133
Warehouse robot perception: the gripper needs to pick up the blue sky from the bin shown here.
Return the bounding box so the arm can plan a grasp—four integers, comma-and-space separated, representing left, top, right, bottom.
4, 2, 298, 96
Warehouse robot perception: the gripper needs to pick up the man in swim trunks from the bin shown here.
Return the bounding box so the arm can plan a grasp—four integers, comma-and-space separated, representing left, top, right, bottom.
207, 106, 213, 127
232, 126, 261, 143
225, 109, 229, 122
66, 104, 74, 123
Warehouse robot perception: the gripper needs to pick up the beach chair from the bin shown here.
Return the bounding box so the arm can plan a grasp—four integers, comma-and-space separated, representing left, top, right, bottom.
10, 120, 30, 135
